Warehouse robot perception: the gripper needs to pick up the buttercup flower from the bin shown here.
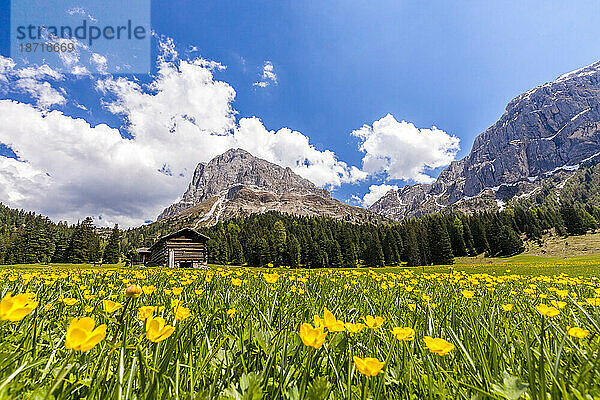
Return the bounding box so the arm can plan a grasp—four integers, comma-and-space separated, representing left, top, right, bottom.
567, 326, 589, 339
299, 323, 327, 349
461, 290, 475, 299
137, 306, 158, 320
392, 326, 415, 341
231, 278, 242, 286
263, 273, 280, 284
586, 298, 600, 306
408, 303, 416, 311
423, 336, 454, 356
345, 322, 365, 333
146, 317, 175, 342
536, 304, 560, 317
142, 285, 156, 295
363, 315, 384, 329
227, 308, 236, 317
175, 306, 191, 321
353, 356, 384, 376
61, 297, 79, 306
172, 287, 184, 295
323, 308, 346, 332
102, 300, 124, 313
502, 304, 513, 312
551, 300, 567, 309
0, 293, 38, 321
65, 317, 106, 351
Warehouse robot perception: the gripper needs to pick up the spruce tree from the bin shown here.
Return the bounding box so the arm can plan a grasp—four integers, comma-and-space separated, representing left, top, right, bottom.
103, 225, 121, 264
428, 218, 454, 265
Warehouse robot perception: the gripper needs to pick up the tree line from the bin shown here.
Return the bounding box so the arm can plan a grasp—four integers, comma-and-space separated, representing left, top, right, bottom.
189, 200, 599, 268
0, 204, 121, 265
2, 197, 599, 266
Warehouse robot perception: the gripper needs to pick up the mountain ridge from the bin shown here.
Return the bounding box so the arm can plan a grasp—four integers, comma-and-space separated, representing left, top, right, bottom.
369, 60, 600, 220
157, 148, 383, 226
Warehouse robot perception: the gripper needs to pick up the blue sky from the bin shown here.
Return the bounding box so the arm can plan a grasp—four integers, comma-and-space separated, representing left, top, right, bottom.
1, 0, 600, 227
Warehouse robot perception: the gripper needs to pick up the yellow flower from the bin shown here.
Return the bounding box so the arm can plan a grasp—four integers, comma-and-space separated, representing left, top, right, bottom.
125, 284, 142, 297
62, 297, 79, 306
586, 298, 600, 306
137, 306, 158, 320
501, 304, 513, 312
263, 273, 280, 284
84, 294, 95, 300
194, 289, 204, 295
551, 300, 567, 309
391, 327, 415, 341
423, 336, 454, 356
227, 308, 236, 317
171, 299, 182, 309
299, 323, 327, 349
142, 285, 156, 295
461, 290, 475, 299
102, 299, 123, 313
323, 308, 346, 332
146, 317, 175, 342
313, 314, 325, 329
65, 317, 106, 352
363, 315, 384, 329
422, 294, 431, 302
84, 305, 94, 313
567, 326, 589, 339
231, 278, 242, 286
345, 322, 365, 333
536, 304, 560, 317
163, 289, 172, 295
408, 303, 416, 311
353, 356, 384, 376
0, 293, 38, 321
175, 306, 191, 321
172, 287, 184, 296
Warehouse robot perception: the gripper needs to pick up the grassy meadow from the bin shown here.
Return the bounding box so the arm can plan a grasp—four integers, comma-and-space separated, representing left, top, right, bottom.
1, 257, 600, 399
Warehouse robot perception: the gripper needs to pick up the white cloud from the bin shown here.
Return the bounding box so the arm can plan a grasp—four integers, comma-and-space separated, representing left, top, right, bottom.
353, 184, 399, 207
253, 60, 277, 87
352, 114, 460, 184
0, 56, 66, 108
0, 39, 363, 227
66, 6, 97, 22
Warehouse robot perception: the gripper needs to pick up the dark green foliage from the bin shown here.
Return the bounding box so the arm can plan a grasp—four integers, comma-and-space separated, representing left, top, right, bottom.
0, 203, 103, 265
427, 218, 454, 265
102, 225, 121, 264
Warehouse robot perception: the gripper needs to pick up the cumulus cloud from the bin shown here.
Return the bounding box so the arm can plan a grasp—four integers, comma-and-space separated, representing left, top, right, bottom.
0, 39, 363, 227
352, 184, 399, 208
253, 61, 277, 88
0, 57, 66, 108
352, 114, 460, 184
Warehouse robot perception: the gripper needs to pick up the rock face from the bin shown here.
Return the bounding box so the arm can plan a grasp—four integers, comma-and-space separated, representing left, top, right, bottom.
370, 61, 600, 220
158, 148, 381, 225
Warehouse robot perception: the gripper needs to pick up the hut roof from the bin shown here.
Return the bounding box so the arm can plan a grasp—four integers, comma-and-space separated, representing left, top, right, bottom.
149, 228, 210, 251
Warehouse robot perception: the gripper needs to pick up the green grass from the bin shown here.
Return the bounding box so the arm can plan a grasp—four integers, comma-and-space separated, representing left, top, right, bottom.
1, 262, 600, 399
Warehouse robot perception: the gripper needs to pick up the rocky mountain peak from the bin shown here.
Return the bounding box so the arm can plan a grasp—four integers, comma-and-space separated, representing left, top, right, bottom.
157, 149, 333, 220
370, 60, 600, 220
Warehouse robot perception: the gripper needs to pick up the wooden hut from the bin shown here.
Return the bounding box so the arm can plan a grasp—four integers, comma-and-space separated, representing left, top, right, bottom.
133, 248, 152, 265
148, 228, 209, 268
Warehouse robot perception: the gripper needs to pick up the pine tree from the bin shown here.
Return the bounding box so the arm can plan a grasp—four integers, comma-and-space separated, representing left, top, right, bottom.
285, 233, 301, 268
560, 204, 587, 235
103, 225, 121, 264
428, 218, 454, 265
272, 220, 287, 266
364, 230, 385, 267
